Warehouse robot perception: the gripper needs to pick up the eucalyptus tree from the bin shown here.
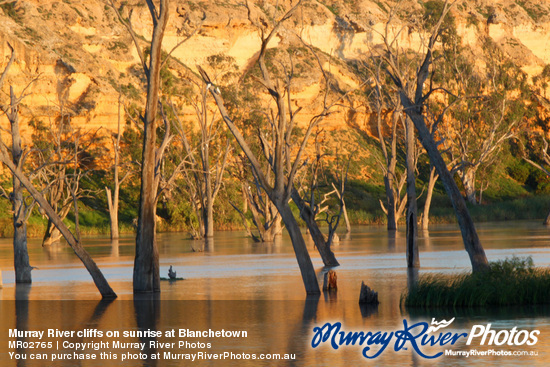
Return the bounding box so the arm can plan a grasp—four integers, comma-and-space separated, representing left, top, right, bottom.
437, 40, 531, 204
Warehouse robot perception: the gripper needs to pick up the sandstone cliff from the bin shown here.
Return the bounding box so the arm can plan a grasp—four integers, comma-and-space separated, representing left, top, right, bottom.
0, 0, 548, 155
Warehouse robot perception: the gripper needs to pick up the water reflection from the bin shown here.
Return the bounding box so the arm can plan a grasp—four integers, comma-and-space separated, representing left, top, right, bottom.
15, 284, 30, 367
1, 299, 549, 366
407, 267, 419, 291
421, 229, 432, 249
110, 239, 119, 259
0, 223, 550, 365
359, 303, 379, 318
387, 229, 397, 251
134, 294, 160, 366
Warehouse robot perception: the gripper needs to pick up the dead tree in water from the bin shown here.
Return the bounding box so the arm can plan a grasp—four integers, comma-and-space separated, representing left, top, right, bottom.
32, 109, 97, 247
405, 114, 419, 268
109, 0, 200, 291
0, 159, 119, 300
111, 0, 168, 292
169, 80, 231, 240
200, 65, 321, 293
0, 44, 33, 283
381, 0, 489, 272
370, 66, 407, 231
105, 95, 132, 239
230, 155, 282, 243
198, 1, 331, 294
108, 0, 160, 293
297, 136, 351, 248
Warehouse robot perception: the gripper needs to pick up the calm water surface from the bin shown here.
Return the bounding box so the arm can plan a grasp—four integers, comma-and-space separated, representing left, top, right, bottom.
1, 222, 549, 366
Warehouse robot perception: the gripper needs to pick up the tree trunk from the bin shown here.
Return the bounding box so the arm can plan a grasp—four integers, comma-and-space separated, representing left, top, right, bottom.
342, 200, 351, 234
400, 93, 489, 272
42, 220, 62, 246
134, 115, 160, 292
106, 187, 119, 240
332, 182, 351, 235
422, 166, 438, 230
276, 201, 320, 295
383, 176, 397, 230
462, 168, 477, 205
291, 189, 339, 266
204, 166, 214, 238
13, 219, 31, 283
134, 0, 169, 293
9, 89, 32, 283
273, 209, 282, 236
544, 209, 550, 226
405, 117, 419, 268
107, 96, 123, 240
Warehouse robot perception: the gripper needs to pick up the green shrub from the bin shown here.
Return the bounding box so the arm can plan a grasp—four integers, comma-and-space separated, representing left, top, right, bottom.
507, 160, 531, 184
526, 169, 550, 193
404, 256, 550, 307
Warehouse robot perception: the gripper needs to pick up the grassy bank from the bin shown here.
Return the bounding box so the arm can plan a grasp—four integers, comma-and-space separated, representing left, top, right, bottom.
403, 257, 550, 307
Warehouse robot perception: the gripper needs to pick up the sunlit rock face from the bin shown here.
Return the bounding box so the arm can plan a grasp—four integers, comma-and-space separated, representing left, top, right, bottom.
0, 0, 548, 149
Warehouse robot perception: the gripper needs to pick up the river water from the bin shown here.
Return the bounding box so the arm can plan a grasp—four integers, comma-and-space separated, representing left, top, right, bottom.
1, 222, 549, 366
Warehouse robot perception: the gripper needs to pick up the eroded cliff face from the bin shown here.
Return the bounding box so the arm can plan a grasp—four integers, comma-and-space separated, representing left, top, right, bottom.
0, 0, 548, 147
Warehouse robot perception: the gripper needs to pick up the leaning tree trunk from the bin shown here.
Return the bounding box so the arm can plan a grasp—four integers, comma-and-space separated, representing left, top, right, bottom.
0, 153, 116, 298
422, 166, 438, 230
276, 201, 320, 294
291, 189, 339, 266
400, 93, 489, 272
9, 89, 32, 283
405, 117, 419, 268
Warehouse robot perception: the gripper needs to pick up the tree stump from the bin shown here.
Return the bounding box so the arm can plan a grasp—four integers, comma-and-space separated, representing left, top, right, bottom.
323, 270, 337, 292
359, 281, 379, 304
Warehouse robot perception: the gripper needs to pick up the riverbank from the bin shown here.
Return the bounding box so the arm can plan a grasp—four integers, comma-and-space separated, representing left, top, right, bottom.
1, 194, 549, 239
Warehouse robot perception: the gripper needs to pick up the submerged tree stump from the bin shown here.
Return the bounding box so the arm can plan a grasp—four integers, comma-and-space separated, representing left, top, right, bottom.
168, 266, 177, 280
323, 270, 337, 291
160, 266, 184, 280
359, 281, 379, 304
